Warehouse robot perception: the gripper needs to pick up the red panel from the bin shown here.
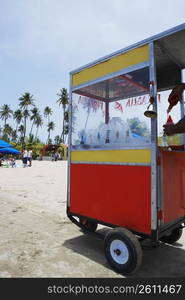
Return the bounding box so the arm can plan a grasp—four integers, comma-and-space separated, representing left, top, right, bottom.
70, 164, 151, 235
161, 151, 185, 224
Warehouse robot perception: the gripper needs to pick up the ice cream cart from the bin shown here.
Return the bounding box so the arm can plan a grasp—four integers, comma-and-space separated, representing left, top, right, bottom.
67, 24, 185, 274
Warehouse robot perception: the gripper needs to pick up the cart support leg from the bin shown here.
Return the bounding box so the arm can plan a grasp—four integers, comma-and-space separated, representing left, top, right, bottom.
151, 230, 159, 247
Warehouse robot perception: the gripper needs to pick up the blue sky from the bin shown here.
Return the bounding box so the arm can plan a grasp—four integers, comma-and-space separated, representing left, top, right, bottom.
0, 0, 185, 142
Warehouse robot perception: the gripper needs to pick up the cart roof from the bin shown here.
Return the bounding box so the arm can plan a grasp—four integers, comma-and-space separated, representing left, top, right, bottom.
71, 23, 185, 76
71, 24, 185, 100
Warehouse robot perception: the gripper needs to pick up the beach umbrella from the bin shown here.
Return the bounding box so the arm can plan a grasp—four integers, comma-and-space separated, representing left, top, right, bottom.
0, 147, 20, 155
0, 139, 13, 148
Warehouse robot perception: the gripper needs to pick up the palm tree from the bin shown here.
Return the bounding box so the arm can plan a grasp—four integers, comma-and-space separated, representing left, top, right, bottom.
47, 121, 55, 143
56, 88, 69, 142
79, 97, 100, 144
3, 124, 13, 141
64, 110, 69, 143
44, 106, 52, 143
35, 114, 43, 140
11, 129, 18, 143
0, 104, 13, 127
54, 135, 61, 145
18, 124, 25, 145
13, 109, 23, 133
18, 124, 25, 134
48, 138, 52, 145
27, 134, 34, 145
44, 106, 52, 123
30, 107, 39, 135
19, 92, 35, 111
19, 92, 35, 148
22, 109, 30, 133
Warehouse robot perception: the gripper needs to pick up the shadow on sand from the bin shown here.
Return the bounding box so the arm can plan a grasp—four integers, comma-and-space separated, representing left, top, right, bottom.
63, 227, 185, 277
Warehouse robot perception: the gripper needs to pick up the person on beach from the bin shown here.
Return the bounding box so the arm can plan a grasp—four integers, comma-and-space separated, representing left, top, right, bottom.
54, 152, 59, 161
28, 149, 33, 167
0, 155, 3, 167
22, 149, 28, 168
9, 157, 16, 168
163, 83, 185, 136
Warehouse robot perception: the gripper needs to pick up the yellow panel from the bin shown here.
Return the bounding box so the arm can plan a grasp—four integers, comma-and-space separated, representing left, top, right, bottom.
72, 45, 149, 87
71, 149, 151, 164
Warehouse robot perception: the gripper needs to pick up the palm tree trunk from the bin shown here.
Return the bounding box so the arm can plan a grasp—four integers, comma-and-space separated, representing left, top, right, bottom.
16, 122, 19, 134
60, 109, 66, 142
47, 130, 50, 143
62, 110, 65, 142
24, 117, 27, 138
22, 117, 26, 151
30, 120, 34, 135
64, 133, 68, 144
3, 118, 7, 140
61, 119, 65, 142
35, 126, 39, 140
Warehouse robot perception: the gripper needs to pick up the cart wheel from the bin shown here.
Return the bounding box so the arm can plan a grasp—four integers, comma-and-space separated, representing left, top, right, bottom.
79, 218, 97, 232
160, 227, 183, 244
104, 227, 142, 275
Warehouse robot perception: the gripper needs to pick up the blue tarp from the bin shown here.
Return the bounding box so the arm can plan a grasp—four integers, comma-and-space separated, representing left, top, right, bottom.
0, 147, 20, 155
0, 139, 13, 148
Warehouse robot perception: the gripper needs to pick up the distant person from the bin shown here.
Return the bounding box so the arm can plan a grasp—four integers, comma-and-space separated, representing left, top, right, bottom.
163, 83, 185, 136
0, 154, 3, 166
28, 149, 33, 167
22, 149, 28, 168
39, 154, 43, 161
51, 153, 55, 162
12, 158, 16, 168
54, 152, 59, 161
9, 157, 16, 168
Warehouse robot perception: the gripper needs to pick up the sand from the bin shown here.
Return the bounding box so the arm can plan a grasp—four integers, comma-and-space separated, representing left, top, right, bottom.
0, 160, 185, 278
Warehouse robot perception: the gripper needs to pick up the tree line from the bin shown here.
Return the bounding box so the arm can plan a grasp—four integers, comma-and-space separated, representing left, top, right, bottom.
0, 88, 69, 149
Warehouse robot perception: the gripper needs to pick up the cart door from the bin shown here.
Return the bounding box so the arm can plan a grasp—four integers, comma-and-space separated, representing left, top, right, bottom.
157, 91, 185, 226
161, 150, 185, 224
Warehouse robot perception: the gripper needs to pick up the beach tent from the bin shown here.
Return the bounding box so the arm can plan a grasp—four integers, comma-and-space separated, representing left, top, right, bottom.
0, 147, 20, 155
0, 139, 13, 148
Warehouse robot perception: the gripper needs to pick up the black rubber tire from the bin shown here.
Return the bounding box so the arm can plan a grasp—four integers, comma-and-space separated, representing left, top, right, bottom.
104, 227, 142, 275
79, 218, 98, 233
160, 227, 183, 244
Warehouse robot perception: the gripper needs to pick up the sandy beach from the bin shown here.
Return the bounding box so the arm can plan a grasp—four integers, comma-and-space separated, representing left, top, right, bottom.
0, 160, 185, 278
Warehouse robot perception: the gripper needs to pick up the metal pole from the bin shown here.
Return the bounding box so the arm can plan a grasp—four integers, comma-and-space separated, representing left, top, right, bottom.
105, 102, 109, 124
105, 81, 109, 124
149, 42, 158, 235
67, 75, 73, 209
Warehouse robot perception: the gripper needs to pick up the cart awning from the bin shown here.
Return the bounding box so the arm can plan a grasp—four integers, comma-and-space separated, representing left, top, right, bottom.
0, 147, 20, 155
0, 139, 13, 148
72, 45, 149, 89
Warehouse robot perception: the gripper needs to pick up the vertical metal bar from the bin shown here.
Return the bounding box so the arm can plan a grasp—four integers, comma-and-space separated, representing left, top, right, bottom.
149, 42, 158, 233
180, 69, 185, 146
105, 81, 109, 124
67, 75, 73, 208
105, 101, 109, 124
